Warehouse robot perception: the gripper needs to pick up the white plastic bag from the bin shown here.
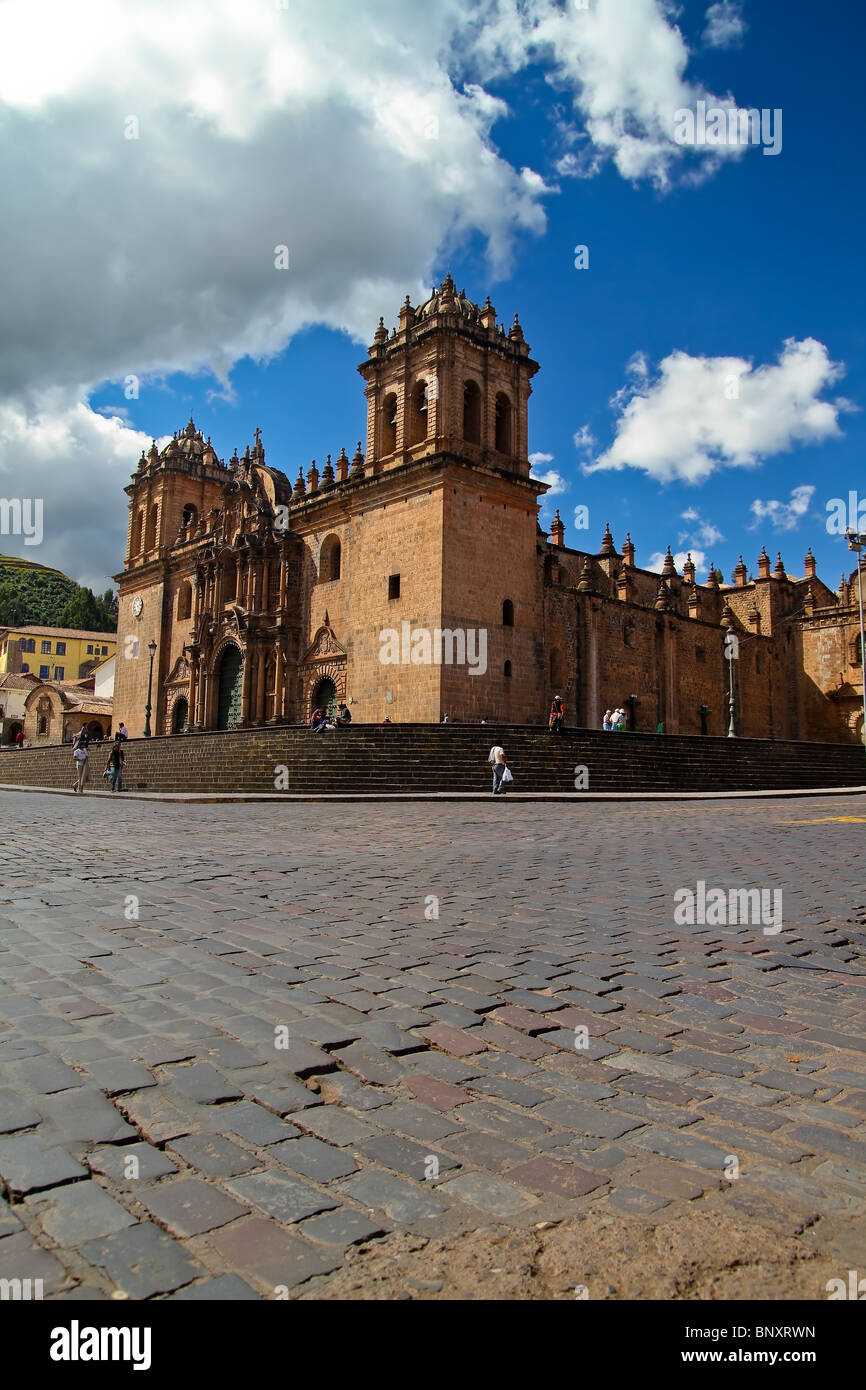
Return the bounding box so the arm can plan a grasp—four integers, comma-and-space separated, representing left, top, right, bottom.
502, 767, 514, 784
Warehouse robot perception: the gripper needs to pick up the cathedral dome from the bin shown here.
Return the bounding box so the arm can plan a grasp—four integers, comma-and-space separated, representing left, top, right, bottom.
417, 274, 481, 324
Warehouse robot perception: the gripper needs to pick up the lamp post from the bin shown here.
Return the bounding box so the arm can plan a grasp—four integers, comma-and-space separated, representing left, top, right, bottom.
724, 632, 737, 737
845, 529, 866, 764
143, 639, 157, 738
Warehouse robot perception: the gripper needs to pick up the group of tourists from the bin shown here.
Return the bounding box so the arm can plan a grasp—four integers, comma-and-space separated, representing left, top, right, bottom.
71, 723, 128, 794
603, 708, 628, 731
309, 702, 352, 732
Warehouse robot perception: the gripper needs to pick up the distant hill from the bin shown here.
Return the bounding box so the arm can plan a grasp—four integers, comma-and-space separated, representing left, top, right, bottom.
0, 556, 117, 631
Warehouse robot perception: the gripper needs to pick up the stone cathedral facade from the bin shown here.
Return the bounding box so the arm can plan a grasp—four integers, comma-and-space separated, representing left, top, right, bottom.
112, 277, 864, 744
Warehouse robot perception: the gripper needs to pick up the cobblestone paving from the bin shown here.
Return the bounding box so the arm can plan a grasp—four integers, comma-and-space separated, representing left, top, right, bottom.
1, 789, 865, 1299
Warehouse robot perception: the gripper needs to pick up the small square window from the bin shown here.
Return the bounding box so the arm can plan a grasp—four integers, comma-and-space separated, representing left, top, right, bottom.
388, 574, 400, 600
21, 663, 29, 673
39, 665, 49, 679
41, 640, 51, 653
56, 642, 66, 655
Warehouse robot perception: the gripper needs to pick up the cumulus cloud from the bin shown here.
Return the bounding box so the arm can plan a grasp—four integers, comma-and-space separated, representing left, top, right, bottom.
679, 507, 724, 548
703, 2, 747, 49
647, 548, 709, 577
749, 485, 816, 532
573, 425, 596, 453
0, 0, 754, 582
530, 452, 567, 496
0, 393, 157, 589
585, 339, 849, 484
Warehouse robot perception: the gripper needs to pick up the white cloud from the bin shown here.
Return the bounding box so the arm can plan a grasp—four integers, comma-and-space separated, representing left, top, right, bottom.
679, 508, 724, 548
585, 339, 849, 484
466, 0, 751, 190
0, 393, 156, 589
703, 2, 747, 49
530, 453, 567, 496
573, 425, 596, 453
647, 549, 709, 577
749, 485, 816, 532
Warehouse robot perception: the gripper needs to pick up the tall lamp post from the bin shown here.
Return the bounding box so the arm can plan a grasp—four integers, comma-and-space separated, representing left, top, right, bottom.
143, 639, 157, 738
845, 529, 866, 766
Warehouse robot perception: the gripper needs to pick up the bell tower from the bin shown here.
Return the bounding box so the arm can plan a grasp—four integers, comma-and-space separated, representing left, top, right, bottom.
358, 274, 539, 476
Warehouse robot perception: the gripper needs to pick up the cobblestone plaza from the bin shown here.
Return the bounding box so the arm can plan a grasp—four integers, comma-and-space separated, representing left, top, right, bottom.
1, 789, 865, 1300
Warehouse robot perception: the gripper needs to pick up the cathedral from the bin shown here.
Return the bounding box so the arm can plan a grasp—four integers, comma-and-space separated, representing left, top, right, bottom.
112, 276, 864, 744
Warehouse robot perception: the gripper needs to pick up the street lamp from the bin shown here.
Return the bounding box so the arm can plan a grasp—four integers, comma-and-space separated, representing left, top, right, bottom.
845, 529, 866, 764
143, 639, 157, 738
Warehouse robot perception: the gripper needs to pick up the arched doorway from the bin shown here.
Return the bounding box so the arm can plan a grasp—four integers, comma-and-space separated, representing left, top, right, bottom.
88, 721, 104, 740
217, 646, 243, 729
7, 721, 22, 745
172, 697, 189, 734
312, 676, 337, 720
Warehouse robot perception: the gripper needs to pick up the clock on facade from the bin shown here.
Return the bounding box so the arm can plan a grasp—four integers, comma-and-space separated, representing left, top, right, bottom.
131, 596, 143, 617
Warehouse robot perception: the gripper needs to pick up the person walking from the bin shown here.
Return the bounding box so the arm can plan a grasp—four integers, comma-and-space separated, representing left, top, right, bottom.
14, 728, 24, 748
488, 743, 510, 795
105, 735, 125, 792
548, 694, 565, 735
72, 729, 89, 793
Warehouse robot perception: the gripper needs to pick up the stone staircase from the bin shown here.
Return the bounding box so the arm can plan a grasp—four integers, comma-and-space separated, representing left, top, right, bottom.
1, 724, 864, 796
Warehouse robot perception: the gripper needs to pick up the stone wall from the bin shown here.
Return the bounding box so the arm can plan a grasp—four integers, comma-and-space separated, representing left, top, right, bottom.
1, 726, 862, 796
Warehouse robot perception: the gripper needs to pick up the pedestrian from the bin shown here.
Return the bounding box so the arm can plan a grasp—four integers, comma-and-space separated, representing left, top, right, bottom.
14, 728, 24, 748
105, 735, 125, 792
117, 722, 128, 740
602, 709, 612, 731
72, 733, 89, 793
487, 743, 511, 795
548, 694, 565, 735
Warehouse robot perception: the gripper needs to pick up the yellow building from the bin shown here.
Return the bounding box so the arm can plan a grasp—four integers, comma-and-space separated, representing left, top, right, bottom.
0, 626, 117, 682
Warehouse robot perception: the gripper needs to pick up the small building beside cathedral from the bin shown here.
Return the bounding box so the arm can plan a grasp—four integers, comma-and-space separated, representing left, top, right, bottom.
111, 278, 864, 744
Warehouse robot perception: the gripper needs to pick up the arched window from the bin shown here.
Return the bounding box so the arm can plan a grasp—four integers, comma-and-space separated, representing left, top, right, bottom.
182, 503, 197, 531
409, 380, 429, 446
144, 503, 158, 551
494, 393, 512, 454
177, 581, 193, 621
133, 511, 144, 555
504, 660, 512, 679
463, 381, 481, 445
382, 394, 398, 455
319, 535, 342, 582
502, 598, 514, 627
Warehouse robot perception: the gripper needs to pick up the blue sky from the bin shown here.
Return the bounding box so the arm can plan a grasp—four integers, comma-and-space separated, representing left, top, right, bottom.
2, 0, 863, 590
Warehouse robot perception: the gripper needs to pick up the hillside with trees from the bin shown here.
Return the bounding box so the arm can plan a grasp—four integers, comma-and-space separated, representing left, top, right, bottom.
0, 557, 118, 632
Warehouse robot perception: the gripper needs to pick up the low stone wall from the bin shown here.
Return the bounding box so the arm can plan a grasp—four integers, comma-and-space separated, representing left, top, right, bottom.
0, 724, 863, 795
